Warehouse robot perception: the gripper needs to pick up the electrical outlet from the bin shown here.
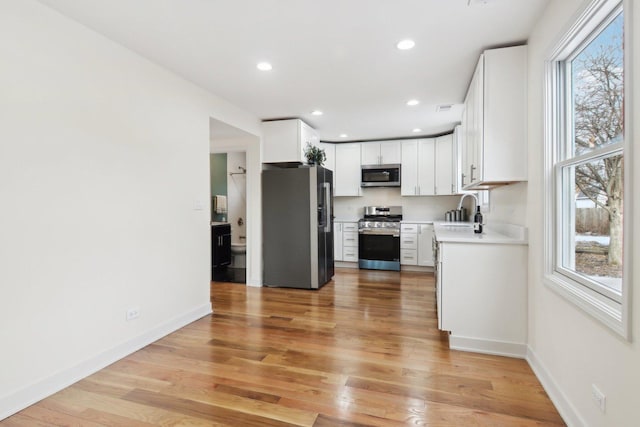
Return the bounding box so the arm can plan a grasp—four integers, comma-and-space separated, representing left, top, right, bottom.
592, 384, 606, 413
126, 307, 140, 321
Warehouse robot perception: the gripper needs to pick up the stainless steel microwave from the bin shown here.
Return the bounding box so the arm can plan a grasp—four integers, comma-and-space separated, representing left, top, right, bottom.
361, 164, 401, 187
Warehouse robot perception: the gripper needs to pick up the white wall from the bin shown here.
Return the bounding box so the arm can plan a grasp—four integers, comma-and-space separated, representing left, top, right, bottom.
526, 0, 640, 425
0, 0, 261, 418
226, 152, 247, 243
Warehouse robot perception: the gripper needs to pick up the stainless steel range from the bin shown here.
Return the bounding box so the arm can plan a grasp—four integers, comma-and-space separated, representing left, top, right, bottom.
358, 206, 402, 271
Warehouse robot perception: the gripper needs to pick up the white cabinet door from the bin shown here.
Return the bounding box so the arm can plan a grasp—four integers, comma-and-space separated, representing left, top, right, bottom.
439, 242, 528, 353
335, 143, 362, 197
435, 134, 454, 196
361, 141, 401, 165
361, 143, 380, 165
401, 140, 418, 196
482, 46, 527, 183
417, 139, 435, 196
262, 119, 318, 164
417, 224, 434, 266
452, 125, 463, 194
402, 139, 438, 196
379, 141, 401, 164
334, 222, 343, 261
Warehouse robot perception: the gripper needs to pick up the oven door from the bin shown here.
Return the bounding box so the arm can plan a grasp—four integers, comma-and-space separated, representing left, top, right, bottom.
358, 229, 400, 271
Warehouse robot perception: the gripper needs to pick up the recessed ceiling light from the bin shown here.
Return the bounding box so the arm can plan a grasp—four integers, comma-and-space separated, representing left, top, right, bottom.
397, 39, 415, 50
339, 134, 348, 138
407, 99, 419, 106
256, 62, 272, 71
311, 110, 323, 116
412, 128, 422, 133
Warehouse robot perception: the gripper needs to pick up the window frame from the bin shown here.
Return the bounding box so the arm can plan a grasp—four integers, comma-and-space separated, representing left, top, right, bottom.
543, 0, 632, 339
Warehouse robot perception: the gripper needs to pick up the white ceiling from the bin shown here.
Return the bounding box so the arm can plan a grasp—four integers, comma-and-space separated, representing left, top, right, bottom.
37, 0, 548, 142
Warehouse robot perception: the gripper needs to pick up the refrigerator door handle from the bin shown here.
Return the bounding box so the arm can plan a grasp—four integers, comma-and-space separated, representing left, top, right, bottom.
323, 182, 331, 233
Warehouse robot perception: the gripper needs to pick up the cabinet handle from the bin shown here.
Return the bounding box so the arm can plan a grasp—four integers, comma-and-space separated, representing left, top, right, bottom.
452, 184, 455, 193
470, 165, 476, 182
461, 173, 466, 186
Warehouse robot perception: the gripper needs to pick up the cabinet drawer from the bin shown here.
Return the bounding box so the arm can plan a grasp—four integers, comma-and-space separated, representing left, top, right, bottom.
343, 247, 359, 262
401, 223, 419, 233
400, 233, 417, 249
343, 231, 358, 247
401, 249, 418, 265
342, 222, 359, 232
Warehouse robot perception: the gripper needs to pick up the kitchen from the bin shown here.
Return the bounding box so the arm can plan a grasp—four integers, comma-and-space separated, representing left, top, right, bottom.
2, 0, 637, 426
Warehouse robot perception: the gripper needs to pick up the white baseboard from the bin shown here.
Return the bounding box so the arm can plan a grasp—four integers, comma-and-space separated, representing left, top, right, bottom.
399, 265, 434, 273
0, 303, 212, 421
449, 335, 527, 358
335, 261, 358, 269
526, 346, 582, 427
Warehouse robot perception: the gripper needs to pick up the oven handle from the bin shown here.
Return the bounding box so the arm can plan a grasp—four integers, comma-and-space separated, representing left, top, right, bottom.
359, 229, 400, 237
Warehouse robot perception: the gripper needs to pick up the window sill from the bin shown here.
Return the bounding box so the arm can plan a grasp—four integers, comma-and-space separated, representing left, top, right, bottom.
543, 272, 627, 338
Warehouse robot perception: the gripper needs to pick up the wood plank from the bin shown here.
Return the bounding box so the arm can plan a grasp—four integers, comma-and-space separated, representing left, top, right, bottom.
3, 268, 564, 426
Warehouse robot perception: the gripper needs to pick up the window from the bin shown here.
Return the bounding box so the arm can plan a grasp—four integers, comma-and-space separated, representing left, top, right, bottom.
545, 0, 630, 337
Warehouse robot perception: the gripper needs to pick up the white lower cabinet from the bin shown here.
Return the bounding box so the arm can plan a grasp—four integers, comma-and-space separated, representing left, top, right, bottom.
438, 241, 527, 357
417, 224, 434, 267
334, 221, 358, 262
400, 223, 433, 266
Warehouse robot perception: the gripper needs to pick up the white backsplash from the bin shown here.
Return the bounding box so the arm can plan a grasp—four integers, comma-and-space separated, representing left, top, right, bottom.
333, 187, 460, 221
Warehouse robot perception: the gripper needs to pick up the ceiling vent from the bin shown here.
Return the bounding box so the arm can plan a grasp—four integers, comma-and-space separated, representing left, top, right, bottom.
467, 0, 494, 6
437, 104, 453, 112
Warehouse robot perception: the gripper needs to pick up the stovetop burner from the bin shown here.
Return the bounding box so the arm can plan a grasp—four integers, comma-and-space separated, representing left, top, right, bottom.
360, 206, 403, 231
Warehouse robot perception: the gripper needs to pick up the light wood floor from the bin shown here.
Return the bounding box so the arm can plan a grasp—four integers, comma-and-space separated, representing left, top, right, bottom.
3, 269, 564, 426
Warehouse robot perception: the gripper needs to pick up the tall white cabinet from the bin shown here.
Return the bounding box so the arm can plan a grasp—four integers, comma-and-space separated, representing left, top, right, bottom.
334, 143, 362, 197
461, 45, 528, 190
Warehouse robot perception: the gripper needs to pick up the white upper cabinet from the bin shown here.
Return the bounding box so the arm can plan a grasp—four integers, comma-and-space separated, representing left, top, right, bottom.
360, 140, 401, 165
402, 139, 434, 196
401, 140, 419, 196
434, 134, 454, 196
461, 45, 528, 190
262, 119, 319, 164
335, 143, 362, 197
402, 137, 454, 196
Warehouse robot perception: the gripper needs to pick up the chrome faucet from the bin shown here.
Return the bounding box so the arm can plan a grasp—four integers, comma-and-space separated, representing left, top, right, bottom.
457, 193, 480, 211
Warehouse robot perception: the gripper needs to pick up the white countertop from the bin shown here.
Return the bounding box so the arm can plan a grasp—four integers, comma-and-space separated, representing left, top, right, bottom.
401, 220, 435, 224
334, 218, 360, 222
211, 221, 230, 226
434, 222, 528, 245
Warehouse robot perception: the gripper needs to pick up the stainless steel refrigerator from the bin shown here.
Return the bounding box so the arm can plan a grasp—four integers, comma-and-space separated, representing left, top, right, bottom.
262, 165, 334, 289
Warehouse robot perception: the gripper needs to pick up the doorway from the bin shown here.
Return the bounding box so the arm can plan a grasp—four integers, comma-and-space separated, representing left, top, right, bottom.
209, 118, 261, 286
